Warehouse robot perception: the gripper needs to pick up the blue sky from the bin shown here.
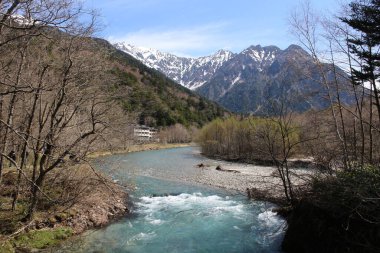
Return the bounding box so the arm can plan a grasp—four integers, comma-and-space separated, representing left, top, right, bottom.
83, 0, 346, 57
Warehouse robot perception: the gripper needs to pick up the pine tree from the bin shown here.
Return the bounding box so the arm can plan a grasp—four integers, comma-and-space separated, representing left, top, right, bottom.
341, 0, 380, 121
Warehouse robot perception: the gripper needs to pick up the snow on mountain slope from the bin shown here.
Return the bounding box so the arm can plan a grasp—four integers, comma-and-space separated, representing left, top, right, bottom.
114, 42, 353, 115
242, 45, 280, 71
114, 42, 235, 90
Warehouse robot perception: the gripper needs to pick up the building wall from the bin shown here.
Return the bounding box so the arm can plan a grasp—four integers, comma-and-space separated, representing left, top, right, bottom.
133, 125, 158, 142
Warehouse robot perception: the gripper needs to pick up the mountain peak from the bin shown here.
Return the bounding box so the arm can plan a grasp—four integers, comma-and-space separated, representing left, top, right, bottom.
286, 44, 304, 51
241, 44, 279, 65
208, 49, 235, 63
283, 44, 311, 60
11, 14, 38, 26
115, 42, 164, 58
245, 44, 263, 51
214, 49, 233, 57
263, 45, 281, 52
113, 41, 351, 116
244, 44, 280, 52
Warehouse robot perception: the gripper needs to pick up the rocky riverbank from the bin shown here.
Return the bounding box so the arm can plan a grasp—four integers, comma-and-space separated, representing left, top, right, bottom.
189, 158, 315, 204
58, 181, 128, 234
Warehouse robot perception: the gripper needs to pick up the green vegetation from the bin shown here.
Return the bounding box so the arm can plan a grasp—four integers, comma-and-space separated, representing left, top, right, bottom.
198, 114, 303, 203
12, 227, 72, 250
283, 166, 380, 253
107, 43, 227, 127
311, 166, 380, 220
0, 227, 73, 253
0, 240, 14, 253
197, 116, 300, 163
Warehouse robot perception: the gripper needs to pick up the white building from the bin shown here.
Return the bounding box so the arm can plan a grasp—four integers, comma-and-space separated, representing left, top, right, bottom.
133, 125, 158, 142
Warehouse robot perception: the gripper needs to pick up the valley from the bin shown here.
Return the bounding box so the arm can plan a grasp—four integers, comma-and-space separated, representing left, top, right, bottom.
0, 0, 379, 253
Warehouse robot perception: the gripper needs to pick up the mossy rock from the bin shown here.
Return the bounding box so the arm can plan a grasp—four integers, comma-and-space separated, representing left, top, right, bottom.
12, 227, 73, 250
48, 216, 57, 224
55, 212, 68, 222
0, 215, 24, 235
0, 240, 15, 253
67, 209, 77, 217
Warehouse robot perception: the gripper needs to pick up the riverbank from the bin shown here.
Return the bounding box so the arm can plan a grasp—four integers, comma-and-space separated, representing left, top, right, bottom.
187, 152, 315, 204
0, 164, 128, 253
87, 143, 194, 158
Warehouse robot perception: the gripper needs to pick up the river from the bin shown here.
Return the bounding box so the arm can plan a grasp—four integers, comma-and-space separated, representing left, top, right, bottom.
57, 147, 285, 252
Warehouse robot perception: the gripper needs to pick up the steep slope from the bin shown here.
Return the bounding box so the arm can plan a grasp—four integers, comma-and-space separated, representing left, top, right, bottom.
114, 43, 235, 90
197, 45, 354, 114
95, 39, 227, 127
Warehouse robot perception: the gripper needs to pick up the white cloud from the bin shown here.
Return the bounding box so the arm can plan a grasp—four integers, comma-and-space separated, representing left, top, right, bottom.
108, 22, 236, 57
107, 21, 292, 57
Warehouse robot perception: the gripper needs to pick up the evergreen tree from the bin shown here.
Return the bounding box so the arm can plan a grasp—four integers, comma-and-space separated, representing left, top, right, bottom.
341, 0, 380, 121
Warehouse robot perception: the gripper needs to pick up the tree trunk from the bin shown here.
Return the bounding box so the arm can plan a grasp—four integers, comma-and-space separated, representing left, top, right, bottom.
0, 95, 3, 184
12, 70, 44, 211
25, 171, 45, 221
369, 83, 373, 164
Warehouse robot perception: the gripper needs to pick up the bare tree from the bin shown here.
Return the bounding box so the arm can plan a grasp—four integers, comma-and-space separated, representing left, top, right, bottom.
289, 0, 364, 170
0, 0, 98, 182
159, 124, 191, 144
0, 0, 120, 221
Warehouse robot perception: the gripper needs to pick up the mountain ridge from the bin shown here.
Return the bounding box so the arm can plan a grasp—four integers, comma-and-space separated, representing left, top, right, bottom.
197, 44, 353, 114
114, 42, 310, 90
115, 42, 353, 114
114, 42, 235, 90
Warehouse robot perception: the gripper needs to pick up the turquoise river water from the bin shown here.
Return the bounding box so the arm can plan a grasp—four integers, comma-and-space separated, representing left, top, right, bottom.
57, 147, 285, 253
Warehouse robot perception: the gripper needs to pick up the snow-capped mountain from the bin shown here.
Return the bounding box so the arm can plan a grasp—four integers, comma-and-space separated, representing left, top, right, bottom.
114, 42, 234, 90
114, 42, 353, 114
197, 44, 354, 114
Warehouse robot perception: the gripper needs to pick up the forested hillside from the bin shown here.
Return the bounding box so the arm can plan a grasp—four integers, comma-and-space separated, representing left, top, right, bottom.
95, 39, 227, 127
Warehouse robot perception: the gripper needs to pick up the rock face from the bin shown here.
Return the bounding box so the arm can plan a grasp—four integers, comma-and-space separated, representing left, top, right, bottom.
115, 42, 354, 114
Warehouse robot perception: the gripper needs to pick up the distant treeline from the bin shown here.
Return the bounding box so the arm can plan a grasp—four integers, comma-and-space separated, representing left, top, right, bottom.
197, 116, 300, 163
